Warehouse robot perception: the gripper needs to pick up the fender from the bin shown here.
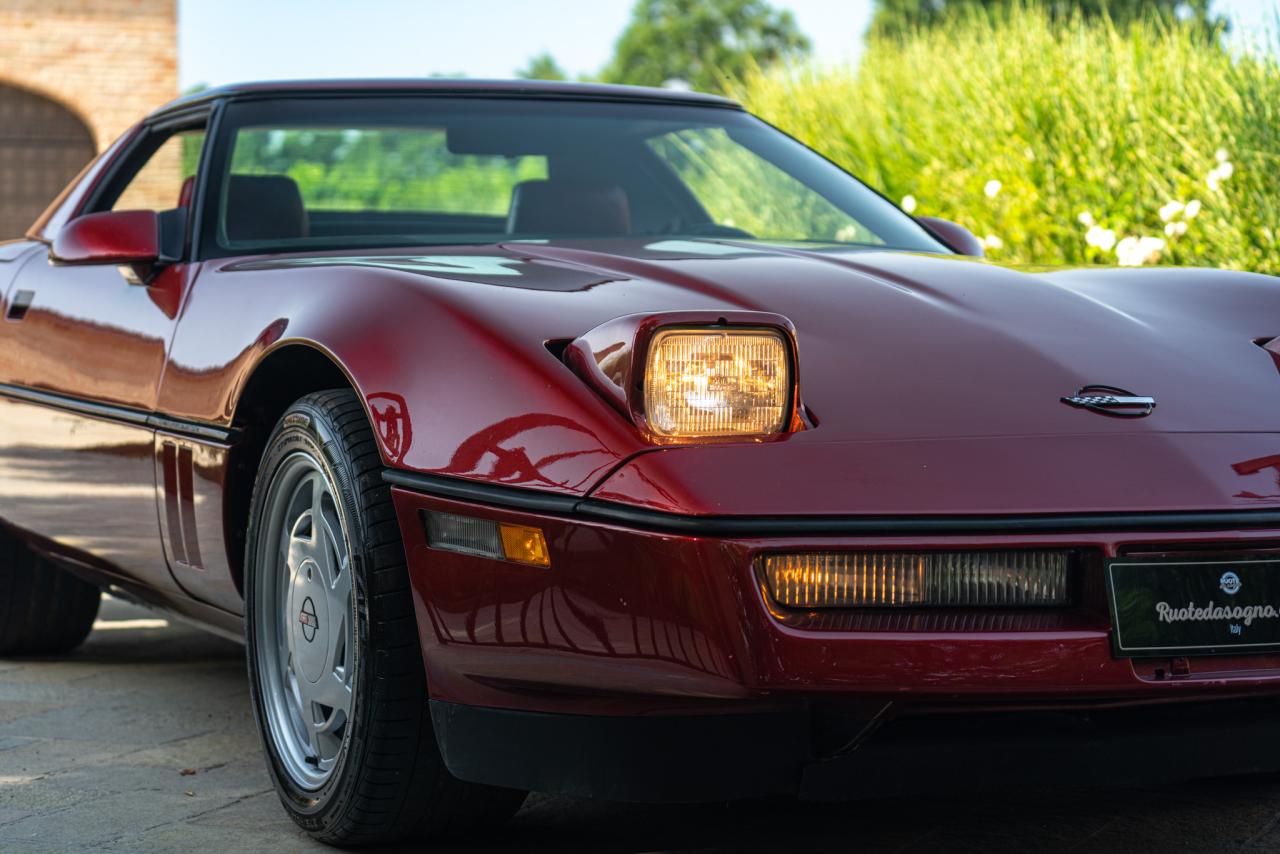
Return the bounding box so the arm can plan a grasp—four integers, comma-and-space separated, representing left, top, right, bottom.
157, 252, 654, 498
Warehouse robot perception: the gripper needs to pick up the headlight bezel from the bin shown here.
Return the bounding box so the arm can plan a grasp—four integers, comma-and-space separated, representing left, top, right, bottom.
565, 310, 804, 445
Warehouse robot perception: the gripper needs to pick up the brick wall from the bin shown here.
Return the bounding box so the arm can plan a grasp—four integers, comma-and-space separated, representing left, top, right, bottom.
0, 0, 178, 152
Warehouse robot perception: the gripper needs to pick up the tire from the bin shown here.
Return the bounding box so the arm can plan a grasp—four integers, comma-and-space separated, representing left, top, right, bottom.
0, 534, 101, 655
244, 389, 525, 846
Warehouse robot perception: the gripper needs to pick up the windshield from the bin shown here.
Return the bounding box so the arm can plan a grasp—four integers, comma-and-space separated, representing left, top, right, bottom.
202, 96, 947, 256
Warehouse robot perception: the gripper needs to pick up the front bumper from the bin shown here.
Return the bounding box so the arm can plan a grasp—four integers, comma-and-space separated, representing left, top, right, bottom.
430, 697, 1280, 802
390, 476, 1280, 798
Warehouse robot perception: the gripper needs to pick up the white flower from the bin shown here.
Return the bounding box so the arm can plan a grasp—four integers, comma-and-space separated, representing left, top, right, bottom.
1207, 161, 1234, 192
1115, 236, 1137, 263
1184, 199, 1202, 219
1085, 225, 1117, 252
1115, 235, 1166, 267
1164, 221, 1188, 238
1216, 148, 1230, 163
984, 179, 1002, 199
1139, 236, 1166, 260
1158, 200, 1184, 222
901, 195, 918, 214
1078, 210, 1095, 227
982, 233, 1003, 251
1115, 237, 1137, 265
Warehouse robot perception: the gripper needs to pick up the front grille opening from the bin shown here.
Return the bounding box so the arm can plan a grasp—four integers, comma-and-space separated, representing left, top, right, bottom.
758, 550, 1081, 610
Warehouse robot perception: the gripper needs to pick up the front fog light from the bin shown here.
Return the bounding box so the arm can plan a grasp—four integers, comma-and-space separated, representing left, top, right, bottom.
761, 551, 1073, 609
644, 327, 790, 439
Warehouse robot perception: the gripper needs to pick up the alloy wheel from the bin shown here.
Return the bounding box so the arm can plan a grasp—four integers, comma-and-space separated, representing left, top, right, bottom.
253, 451, 356, 790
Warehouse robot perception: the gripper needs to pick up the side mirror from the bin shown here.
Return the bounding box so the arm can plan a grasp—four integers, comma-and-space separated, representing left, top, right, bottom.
916, 216, 985, 258
50, 210, 160, 266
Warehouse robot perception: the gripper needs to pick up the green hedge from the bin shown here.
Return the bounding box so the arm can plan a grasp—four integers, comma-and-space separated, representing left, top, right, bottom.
731, 7, 1280, 273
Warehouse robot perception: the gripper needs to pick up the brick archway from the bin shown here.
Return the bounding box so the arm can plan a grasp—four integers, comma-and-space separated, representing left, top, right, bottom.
0, 83, 96, 239
0, 0, 177, 237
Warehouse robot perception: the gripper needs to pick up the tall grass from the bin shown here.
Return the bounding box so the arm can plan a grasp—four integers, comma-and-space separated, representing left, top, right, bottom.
731, 7, 1280, 273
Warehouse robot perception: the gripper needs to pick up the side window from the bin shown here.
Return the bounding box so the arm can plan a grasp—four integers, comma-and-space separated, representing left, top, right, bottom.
110, 129, 206, 212
227, 126, 546, 215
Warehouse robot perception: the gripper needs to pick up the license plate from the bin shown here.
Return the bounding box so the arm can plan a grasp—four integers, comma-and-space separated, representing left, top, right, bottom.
1106, 556, 1280, 656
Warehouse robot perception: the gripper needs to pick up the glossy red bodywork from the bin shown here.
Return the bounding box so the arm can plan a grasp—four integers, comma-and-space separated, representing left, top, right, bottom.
2, 81, 1280, 720
49, 209, 159, 265
916, 215, 985, 257
395, 486, 1280, 720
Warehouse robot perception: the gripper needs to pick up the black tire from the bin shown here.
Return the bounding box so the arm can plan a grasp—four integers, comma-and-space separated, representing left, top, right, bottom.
0, 534, 101, 655
244, 389, 525, 847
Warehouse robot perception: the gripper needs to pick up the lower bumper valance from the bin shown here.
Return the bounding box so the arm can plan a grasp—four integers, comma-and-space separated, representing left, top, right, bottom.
431, 698, 1280, 802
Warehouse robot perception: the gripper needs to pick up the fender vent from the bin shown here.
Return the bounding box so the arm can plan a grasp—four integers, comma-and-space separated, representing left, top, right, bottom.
161, 440, 203, 569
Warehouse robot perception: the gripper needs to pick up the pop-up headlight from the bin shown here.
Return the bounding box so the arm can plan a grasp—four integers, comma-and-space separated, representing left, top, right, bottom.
563, 311, 803, 444
644, 327, 790, 439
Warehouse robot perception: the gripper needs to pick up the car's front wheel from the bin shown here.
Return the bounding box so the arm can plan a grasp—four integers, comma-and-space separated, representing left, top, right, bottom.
244, 390, 525, 846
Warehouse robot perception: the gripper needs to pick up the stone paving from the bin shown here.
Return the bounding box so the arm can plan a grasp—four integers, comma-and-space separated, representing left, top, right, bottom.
2, 596, 1280, 852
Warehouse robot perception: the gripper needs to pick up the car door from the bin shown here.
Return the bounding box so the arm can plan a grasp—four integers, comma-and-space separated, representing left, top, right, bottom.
0, 118, 207, 595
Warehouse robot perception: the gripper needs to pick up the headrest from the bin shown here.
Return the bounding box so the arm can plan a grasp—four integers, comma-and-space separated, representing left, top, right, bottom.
177, 175, 195, 209
225, 175, 308, 242
507, 180, 631, 236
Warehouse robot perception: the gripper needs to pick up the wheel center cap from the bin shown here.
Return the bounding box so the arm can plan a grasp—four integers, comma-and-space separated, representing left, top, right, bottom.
299, 597, 319, 642
289, 558, 330, 683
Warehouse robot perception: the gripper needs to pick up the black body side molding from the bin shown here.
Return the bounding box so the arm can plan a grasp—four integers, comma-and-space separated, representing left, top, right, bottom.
383, 468, 1280, 537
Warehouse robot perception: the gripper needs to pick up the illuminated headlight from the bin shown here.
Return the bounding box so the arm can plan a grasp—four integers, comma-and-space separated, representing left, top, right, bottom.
644, 327, 791, 439
761, 551, 1073, 609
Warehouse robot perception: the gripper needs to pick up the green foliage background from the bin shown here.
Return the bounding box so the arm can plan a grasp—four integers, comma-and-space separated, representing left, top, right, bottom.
600, 0, 810, 91
730, 6, 1280, 273
869, 0, 1223, 39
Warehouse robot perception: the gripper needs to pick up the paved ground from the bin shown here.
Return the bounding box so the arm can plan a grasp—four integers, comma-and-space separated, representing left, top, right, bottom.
4, 597, 1280, 853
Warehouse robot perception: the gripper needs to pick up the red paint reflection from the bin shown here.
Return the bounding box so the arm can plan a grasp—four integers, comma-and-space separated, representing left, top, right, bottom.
1233, 453, 1280, 500
446, 414, 614, 490
144, 265, 186, 319
368, 392, 413, 465
426, 585, 733, 679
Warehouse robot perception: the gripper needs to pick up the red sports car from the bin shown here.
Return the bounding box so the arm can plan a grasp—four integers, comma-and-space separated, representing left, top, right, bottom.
3, 79, 1280, 846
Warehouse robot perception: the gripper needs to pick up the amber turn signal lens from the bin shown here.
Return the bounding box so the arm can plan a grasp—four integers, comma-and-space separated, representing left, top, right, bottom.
761, 551, 1073, 609
644, 327, 790, 439
498, 523, 550, 568
424, 511, 550, 568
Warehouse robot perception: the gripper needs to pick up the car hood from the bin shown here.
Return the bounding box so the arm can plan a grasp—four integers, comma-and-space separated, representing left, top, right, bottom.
239, 238, 1280, 442
230, 236, 1280, 512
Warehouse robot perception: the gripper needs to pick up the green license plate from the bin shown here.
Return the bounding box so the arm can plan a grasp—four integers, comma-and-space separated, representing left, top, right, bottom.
1106, 556, 1280, 656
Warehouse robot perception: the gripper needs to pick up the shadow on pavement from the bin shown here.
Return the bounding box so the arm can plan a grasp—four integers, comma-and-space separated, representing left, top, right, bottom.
3, 596, 1278, 853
